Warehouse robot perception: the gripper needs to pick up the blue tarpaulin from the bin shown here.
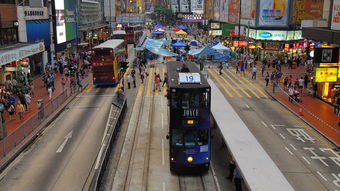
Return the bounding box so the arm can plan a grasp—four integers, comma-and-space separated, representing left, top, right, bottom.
188, 46, 231, 61
171, 41, 187, 47
143, 38, 178, 57
154, 24, 164, 28
178, 24, 188, 30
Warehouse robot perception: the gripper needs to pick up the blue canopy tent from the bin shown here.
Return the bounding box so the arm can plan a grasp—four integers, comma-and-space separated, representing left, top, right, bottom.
152, 30, 164, 35
190, 41, 199, 46
143, 38, 178, 57
188, 46, 230, 61
154, 24, 164, 29
171, 41, 187, 47
178, 24, 188, 30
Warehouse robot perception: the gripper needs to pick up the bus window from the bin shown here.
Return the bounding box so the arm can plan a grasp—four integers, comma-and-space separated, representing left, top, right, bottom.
197, 129, 208, 145
93, 48, 112, 56
171, 129, 183, 146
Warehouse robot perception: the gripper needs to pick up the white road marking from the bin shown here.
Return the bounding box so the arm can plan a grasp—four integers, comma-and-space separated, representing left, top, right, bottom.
161, 95, 163, 106
162, 182, 165, 191
289, 144, 297, 151
261, 121, 268, 127
161, 113, 164, 130
317, 171, 328, 181
279, 133, 286, 140
245, 104, 250, 109
102, 105, 114, 144
285, 147, 293, 155
270, 125, 276, 130
210, 162, 222, 191
302, 156, 311, 165
162, 138, 165, 166
56, 131, 73, 153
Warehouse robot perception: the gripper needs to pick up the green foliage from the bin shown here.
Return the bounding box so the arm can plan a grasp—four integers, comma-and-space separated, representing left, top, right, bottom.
153, 5, 174, 24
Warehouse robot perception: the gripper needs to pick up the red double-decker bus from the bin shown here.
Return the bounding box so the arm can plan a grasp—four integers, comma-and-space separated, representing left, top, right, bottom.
91, 39, 125, 86
125, 25, 143, 44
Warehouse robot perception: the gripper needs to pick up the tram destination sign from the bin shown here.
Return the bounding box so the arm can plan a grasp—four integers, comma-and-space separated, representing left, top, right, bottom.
179, 73, 201, 84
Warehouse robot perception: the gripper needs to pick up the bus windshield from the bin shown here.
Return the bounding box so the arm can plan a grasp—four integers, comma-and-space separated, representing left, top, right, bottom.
171, 129, 209, 146
93, 48, 112, 56
171, 90, 210, 109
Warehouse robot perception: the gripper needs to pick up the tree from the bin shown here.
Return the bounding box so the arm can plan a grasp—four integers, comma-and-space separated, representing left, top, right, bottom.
153, 5, 174, 24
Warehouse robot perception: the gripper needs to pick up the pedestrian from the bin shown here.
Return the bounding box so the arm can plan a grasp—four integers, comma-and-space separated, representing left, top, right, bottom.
61, 77, 66, 90
240, 63, 245, 77
126, 73, 131, 89
304, 74, 309, 89
288, 86, 294, 102
162, 72, 167, 87
283, 76, 288, 91
261, 63, 266, 77
24, 92, 31, 111
8, 104, 15, 121
251, 65, 257, 79
140, 70, 145, 84
233, 166, 243, 191
17, 100, 25, 120
131, 70, 136, 88
298, 77, 304, 93
265, 72, 270, 87
218, 62, 223, 75
77, 76, 83, 91
226, 159, 235, 181
48, 85, 53, 100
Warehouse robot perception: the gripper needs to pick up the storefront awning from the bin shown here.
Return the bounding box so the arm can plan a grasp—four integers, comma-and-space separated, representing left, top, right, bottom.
0, 42, 45, 66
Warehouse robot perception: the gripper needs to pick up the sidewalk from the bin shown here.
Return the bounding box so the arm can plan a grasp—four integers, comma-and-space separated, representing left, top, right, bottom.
243, 62, 340, 147
3, 73, 69, 135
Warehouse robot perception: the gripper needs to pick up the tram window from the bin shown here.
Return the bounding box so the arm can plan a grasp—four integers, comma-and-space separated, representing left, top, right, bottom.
184, 131, 196, 146
171, 93, 178, 109
172, 129, 183, 146
201, 91, 210, 108
181, 93, 190, 109
181, 92, 200, 109
197, 129, 208, 145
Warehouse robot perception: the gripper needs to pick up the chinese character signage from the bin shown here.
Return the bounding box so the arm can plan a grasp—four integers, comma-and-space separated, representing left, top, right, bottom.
292, 0, 324, 23
240, 0, 256, 26
258, 0, 289, 26
331, 0, 340, 30
315, 68, 338, 82
191, 0, 204, 14
228, 0, 239, 24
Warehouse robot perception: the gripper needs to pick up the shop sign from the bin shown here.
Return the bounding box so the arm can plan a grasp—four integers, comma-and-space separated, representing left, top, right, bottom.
209, 30, 222, 36
191, 0, 204, 14
0, 42, 45, 66
182, 14, 203, 22
210, 23, 220, 29
331, 0, 340, 30
334, 84, 340, 88
17, 6, 49, 21
233, 41, 247, 47
256, 30, 287, 40
314, 47, 339, 64
247, 28, 257, 39
315, 67, 338, 82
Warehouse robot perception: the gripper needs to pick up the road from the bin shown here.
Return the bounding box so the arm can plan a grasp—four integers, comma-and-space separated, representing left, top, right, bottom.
207, 65, 340, 191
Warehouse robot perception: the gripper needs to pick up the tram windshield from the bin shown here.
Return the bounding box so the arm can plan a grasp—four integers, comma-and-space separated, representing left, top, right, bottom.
171, 89, 210, 109
171, 129, 209, 146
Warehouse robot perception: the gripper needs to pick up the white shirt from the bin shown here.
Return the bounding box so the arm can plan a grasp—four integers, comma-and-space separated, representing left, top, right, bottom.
298, 78, 304, 86
252, 67, 257, 73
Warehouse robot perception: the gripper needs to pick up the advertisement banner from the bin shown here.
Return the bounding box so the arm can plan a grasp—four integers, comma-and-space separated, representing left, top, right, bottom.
228, 0, 239, 24
54, 0, 77, 44
191, 0, 204, 14
209, 30, 222, 36
214, 0, 220, 21
331, 0, 340, 30
315, 68, 338, 82
258, 0, 289, 26
314, 48, 340, 64
256, 30, 287, 40
240, 0, 256, 26
179, 0, 190, 13
292, 0, 324, 23
219, 0, 228, 22
211, 22, 220, 29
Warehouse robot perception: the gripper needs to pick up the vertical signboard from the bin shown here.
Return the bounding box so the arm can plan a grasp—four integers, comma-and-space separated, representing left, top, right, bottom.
191, 0, 204, 14
205, 0, 214, 19
228, 0, 239, 24
331, 0, 340, 30
54, 0, 77, 44
240, 0, 256, 26
219, 0, 228, 22
258, 0, 289, 26
292, 0, 324, 23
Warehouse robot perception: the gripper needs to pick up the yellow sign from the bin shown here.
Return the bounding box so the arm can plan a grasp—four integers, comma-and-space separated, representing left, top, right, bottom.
315, 68, 338, 82
320, 63, 339, 67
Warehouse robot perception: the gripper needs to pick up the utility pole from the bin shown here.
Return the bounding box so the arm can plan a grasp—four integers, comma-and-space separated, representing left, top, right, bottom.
109, 0, 112, 35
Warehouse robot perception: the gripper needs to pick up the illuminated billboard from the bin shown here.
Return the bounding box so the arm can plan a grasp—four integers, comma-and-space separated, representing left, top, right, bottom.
54, 0, 77, 44
258, 0, 289, 26
315, 68, 338, 82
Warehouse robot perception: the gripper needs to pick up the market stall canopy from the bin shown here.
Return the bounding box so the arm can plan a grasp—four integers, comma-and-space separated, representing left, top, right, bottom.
153, 30, 164, 35
211, 42, 229, 50
171, 41, 187, 47
176, 30, 187, 35
154, 24, 164, 29
190, 41, 199, 46
156, 28, 165, 32
178, 24, 188, 30
143, 38, 177, 57
188, 46, 218, 55
173, 28, 181, 31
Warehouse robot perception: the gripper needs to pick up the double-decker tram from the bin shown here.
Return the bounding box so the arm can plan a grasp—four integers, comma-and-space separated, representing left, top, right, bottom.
125, 25, 143, 44
91, 39, 125, 85
166, 61, 211, 172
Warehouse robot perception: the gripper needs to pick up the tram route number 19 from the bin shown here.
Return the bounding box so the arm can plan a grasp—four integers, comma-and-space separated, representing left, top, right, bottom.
179, 73, 201, 84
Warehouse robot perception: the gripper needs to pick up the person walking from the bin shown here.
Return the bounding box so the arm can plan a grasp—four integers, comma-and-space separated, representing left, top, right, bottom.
17, 100, 25, 120
126, 73, 132, 89
298, 77, 304, 93
162, 72, 167, 87
140, 70, 145, 84
218, 62, 223, 75
233, 166, 243, 191
251, 65, 257, 80
77, 75, 83, 91
24, 92, 31, 112
261, 63, 266, 77
226, 159, 235, 181
61, 77, 66, 90
48, 85, 53, 100
288, 86, 294, 102
265, 72, 270, 87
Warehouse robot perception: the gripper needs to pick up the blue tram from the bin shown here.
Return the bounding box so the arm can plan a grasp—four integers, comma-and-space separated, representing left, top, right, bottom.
166, 61, 211, 172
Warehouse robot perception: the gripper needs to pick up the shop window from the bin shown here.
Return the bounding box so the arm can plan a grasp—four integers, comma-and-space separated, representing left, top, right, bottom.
0, 27, 18, 46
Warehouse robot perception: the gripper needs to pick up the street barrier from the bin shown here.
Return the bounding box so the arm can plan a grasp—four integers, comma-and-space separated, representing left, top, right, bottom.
89, 94, 127, 191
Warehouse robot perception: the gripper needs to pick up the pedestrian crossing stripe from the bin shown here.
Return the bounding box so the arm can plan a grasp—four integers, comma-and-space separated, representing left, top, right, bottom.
137, 84, 144, 97
95, 88, 101, 93
237, 71, 269, 99
207, 69, 233, 97
146, 68, 154, 97
211, 69, 243, 98
115, 68, 130, 93
85, 85, 94, 93
224, 69, 261, 99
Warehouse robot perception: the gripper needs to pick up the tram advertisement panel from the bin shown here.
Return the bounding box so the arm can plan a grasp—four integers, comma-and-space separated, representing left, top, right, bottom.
258, 0, 289, 27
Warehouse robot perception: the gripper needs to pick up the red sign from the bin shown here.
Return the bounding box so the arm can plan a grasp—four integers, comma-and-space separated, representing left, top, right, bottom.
228, 0, 240, 24
233, 41, 247, 47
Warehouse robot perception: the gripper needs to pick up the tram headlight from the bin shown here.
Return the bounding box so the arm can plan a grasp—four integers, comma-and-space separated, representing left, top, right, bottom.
187, 156, 193, 163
